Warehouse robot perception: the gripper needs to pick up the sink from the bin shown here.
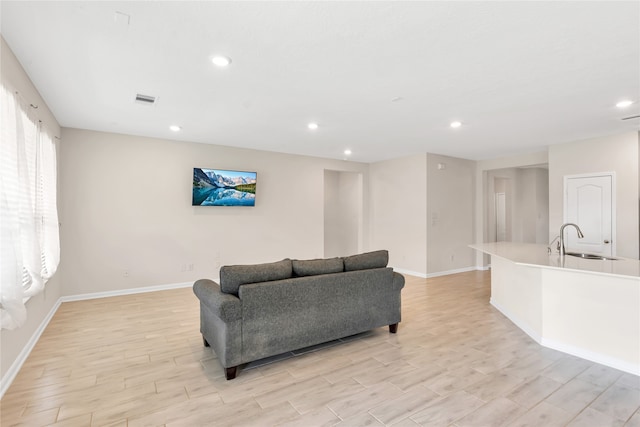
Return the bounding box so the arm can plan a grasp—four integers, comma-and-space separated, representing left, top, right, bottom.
565, 252, 619, 261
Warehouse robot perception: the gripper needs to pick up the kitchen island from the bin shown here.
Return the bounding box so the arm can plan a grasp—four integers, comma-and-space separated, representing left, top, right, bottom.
471, 242, 640, 375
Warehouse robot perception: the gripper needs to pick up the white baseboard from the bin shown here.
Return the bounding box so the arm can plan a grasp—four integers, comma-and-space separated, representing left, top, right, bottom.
61, 282, 192, 302
490, 298, 543, 343
426, 266, 478, 279
1, 298, 61, 398
394, 266, 486, 279
491, 299, 640, 376
542, 338, 640, 376
392, 268, 427, 278
0, 281, 192, 399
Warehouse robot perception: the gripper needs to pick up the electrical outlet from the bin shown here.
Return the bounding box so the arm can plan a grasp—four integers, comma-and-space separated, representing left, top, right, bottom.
123, 270, 129, 277
188, 263, 194, 271
181, 264, 186, 272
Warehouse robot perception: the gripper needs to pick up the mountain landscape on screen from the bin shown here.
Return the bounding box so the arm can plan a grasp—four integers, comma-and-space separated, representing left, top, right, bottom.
192, 168, 257, 206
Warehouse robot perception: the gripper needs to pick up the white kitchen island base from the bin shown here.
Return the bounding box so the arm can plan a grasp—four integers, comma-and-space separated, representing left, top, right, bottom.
472, 243, 640, 376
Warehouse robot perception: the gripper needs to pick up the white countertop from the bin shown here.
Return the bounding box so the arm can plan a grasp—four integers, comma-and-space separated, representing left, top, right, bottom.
470, 242, 640, 279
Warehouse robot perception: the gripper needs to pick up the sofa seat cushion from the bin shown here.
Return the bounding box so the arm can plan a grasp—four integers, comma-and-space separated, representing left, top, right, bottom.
220, 258, 292, 295
292, 257, 344, 277
344, 250, 389, 271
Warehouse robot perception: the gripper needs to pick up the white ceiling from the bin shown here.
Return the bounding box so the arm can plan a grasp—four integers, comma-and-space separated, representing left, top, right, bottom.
1, 1, 639, 163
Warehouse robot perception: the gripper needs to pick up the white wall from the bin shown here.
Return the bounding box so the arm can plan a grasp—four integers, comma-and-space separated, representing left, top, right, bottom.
369, 153, 476, 276
369, 154, 427, 275
0, 37, 63, 386
324, 170, 362, 257
548, 132, 639, 259
59, 128, 369, 295
426, 154, 476, 274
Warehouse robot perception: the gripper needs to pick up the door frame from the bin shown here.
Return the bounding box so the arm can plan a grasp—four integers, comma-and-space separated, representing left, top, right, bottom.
563, 171, 616, 256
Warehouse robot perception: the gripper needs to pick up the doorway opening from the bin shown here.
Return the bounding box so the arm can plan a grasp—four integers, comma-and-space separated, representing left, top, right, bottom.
484, 166, 549, 244
323, 170, 363, 258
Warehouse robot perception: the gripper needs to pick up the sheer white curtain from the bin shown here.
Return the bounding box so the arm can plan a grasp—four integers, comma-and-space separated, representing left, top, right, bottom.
0, 84, 60, 330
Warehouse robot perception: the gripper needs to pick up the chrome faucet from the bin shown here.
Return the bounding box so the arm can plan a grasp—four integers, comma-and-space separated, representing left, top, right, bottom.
559, 223, 584, 256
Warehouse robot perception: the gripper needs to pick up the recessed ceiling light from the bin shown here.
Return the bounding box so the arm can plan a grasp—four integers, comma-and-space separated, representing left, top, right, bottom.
616, 100, 634, 108
308, 122, 319, 130
169, 125, 181, 132
344, 149, 352, 156
450, 121, 462, 128
211, 56, 231, 67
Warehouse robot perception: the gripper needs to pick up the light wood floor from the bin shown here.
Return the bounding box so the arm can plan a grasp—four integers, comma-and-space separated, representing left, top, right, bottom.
2, 271, 639, 426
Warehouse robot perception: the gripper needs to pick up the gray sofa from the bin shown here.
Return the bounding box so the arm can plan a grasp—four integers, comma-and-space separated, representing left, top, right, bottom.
193, 250, 405, 379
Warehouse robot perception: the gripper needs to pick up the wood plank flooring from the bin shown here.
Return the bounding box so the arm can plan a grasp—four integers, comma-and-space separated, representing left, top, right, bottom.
2, 271, 639, 426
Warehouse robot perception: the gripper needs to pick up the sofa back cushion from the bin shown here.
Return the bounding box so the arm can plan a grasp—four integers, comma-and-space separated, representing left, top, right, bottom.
220, 258, 292, 295
292, 257, 344, 277
343, 250, 389, 272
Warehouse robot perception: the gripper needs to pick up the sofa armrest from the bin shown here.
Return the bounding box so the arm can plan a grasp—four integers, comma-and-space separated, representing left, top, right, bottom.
193, 279, 242, 322
392, 272, 405, 290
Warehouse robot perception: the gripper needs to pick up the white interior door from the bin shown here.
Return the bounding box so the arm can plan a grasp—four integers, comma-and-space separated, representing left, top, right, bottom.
564, 174, 614, 256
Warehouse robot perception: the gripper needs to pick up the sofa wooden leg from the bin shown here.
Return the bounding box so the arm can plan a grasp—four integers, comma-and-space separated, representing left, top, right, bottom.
389, 323, 398, 333
203, 336, 210, 347
225, 366, 237, 380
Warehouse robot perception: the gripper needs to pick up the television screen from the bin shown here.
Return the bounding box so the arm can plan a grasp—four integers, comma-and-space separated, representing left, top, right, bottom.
192, 168, 257, 206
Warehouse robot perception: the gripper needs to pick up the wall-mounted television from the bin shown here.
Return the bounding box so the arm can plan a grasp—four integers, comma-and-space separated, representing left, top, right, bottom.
192, 168, 257, 206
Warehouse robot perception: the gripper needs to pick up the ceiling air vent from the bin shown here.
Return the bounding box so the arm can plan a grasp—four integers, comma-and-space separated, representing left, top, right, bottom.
621, 115, 640, 121
135, 93, 156, 105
